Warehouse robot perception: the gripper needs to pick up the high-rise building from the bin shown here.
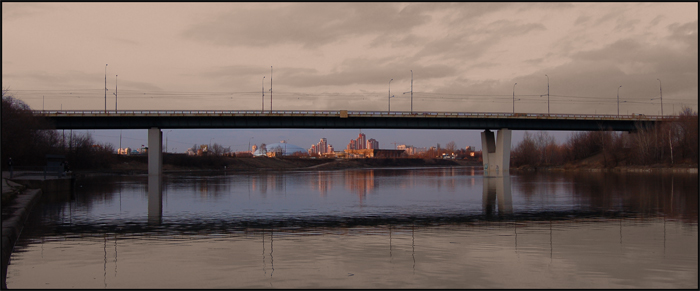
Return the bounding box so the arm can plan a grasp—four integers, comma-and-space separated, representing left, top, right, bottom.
357, 133, 366, 150
366, 138, 379, 149
309, 138, 333, 155
347, 139, 357, 150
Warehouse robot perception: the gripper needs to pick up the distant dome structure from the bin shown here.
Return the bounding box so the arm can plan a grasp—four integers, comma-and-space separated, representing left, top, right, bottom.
253, 141, 306, 156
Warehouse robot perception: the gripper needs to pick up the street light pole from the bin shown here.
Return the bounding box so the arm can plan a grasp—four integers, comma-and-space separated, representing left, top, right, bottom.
617, 85, 622, 116
513, 83, 517, 113
388, 78, 393, 112
657, 78, 663, 117
270, 66, 273, 113
410, 70, 413, 113
105, 64, 108, 113
545, 74, 549, 114
114, 75, 118, 113
262, 76, 265, 111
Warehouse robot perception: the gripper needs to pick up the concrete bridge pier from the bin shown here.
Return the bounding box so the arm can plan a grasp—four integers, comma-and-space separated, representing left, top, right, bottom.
481, 129, 512, 177
147, 127, 163, 224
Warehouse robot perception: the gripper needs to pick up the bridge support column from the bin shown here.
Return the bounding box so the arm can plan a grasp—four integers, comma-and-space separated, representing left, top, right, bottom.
481, 128, 511, 177
147, 127, 163, 224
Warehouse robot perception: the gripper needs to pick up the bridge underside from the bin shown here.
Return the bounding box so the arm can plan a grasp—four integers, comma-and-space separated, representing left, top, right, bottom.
46, 115, 653, 131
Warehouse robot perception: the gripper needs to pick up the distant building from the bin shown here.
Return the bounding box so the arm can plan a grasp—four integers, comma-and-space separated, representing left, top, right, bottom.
397, 144, 426, 156
347, 133, 378, 150
117, 147, 132, 155
309, 138, 334, 156
344, 149, 405, 158
253, 141, 307, 157
366, 138, 379, 150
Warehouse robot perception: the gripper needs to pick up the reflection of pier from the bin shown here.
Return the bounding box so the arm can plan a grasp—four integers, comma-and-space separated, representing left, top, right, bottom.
482, 176, 512, 217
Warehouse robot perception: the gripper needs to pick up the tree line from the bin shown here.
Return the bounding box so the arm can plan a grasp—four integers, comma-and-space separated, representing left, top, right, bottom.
2, 90, 117, 171
510, 107, 698, 168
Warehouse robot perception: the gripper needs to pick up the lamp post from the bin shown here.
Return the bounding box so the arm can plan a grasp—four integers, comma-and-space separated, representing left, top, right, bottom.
410, 70, 413, 113
545, 74, 549, 114
388, 78, 393, 112
113, 75, 118, 113
270, 66, 273, 113
512, 82, 517, 113
262, 76, 265, 111
105, 64, 108, 113
657, 78, 663, 117
617, 85, 622, 116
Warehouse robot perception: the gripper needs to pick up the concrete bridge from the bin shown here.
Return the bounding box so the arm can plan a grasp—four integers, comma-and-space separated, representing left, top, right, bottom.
36, 109, 662, 173
35, 109, 663, 223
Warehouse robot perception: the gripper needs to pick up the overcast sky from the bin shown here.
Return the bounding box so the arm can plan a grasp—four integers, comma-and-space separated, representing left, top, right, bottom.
2, 3, 697, 152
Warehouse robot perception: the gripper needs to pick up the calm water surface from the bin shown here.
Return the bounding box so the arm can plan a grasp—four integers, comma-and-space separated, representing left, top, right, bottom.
7, 167, 698, 288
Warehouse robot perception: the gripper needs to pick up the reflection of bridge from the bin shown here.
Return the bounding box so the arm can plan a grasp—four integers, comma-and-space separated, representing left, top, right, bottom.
35, 110, 663, 222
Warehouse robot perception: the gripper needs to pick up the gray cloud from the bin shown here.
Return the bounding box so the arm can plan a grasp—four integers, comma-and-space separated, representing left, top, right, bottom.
181, 3, 430, 49
423, 21, 698, 115
200, 59, 456, 90
1, 3, 60, 22
413, 20, 546, 62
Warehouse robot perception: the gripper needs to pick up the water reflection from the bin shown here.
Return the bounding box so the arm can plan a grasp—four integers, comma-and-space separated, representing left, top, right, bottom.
482, 176, 512, 217
147, 174, 162, 225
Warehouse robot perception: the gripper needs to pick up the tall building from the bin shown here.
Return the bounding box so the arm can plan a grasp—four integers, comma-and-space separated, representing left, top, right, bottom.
347, 139, 357, 150
309, 138, 334, 155
348, 133, 373, 150
357, 133, 366, 150
366, 138, 379, 149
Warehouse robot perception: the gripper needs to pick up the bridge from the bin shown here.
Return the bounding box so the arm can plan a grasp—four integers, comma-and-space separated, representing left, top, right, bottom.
36, 109, 660, 131
35, 109, 664, 223
36, 109, 662, 176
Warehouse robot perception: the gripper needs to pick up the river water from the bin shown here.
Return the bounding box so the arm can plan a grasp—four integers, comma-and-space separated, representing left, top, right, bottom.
6, 167, 698, 288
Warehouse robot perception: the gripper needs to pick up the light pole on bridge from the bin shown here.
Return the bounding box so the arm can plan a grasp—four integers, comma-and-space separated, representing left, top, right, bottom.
113, 75, 118, 113
513, 82, 517, 113
617, 85, 622, 116
104, 64, 108, 113
545, 74, 549, 115
262, 76, 265, 111
657, 78, 663, 117
270, 66, 273, 113
388, 78, 393, 112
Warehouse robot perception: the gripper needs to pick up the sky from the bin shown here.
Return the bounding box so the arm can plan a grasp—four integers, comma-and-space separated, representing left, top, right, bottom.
2, 3, 697, 152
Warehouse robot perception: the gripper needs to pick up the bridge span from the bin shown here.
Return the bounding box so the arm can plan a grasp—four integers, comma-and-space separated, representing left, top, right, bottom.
37, 109, 660, 131
34, 109, 665, 222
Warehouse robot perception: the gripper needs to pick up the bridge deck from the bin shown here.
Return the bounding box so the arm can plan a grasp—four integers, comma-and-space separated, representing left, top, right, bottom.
34, 110, 663, 131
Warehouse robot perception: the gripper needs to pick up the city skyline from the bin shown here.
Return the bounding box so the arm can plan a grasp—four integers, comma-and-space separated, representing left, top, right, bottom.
3, 3, 697, 151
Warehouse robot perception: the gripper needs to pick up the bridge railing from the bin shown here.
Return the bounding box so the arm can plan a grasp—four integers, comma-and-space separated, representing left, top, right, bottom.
32, 110, 664, 121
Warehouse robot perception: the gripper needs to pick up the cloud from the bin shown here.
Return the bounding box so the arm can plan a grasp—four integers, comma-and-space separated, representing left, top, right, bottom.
1, 3, 60, 22
199, 59, 456, 90
181, 3, 431, 49
413, 19, 546, 63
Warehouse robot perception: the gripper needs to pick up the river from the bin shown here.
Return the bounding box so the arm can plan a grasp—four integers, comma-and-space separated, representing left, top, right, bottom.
6, 167, 698, 288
